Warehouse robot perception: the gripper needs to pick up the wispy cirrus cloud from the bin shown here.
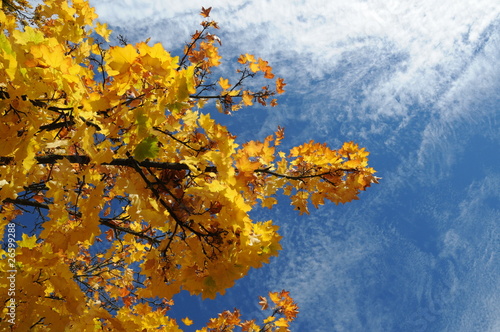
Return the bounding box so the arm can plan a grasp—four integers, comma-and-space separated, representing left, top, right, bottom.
92, 0, 499, 133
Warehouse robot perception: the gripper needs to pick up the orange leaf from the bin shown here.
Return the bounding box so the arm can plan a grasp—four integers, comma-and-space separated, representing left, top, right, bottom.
237, 55, 247, 64
264, 70, 275, 79
33, 194, 45, 203
105, 229, 114, 241
123, 296, 133, 308
276, 77, 286, 94
120, 287, 131, 297
258, 296, 269, 310
200, 7, 212, 17
128, 98, 141, 108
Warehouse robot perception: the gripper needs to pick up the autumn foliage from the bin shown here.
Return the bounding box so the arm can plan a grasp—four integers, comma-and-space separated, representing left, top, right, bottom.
0, 1, 378, 330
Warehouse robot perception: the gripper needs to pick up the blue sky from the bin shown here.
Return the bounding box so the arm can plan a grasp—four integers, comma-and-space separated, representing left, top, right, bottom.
17, 0, 500, 331
89, 1, 500, 331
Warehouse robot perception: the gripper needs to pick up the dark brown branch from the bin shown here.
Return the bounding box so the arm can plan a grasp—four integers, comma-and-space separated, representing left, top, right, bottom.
0, 155, 217, 172
1, 155, 359, 181
153, 127, 206, 153
178, 24, 211, 70
124, 152, 210, 239
254, 167, 359, 180
3, 197, 49, 209
38, 116, 101, 131
161, 222, 179, 256
99, 218, 161, 245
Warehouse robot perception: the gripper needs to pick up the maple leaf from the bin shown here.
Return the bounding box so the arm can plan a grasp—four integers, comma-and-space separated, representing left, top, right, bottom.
19, 234, 37, 249
200, 6, 212, 18
122, 296, 133, 308
134, 135, 159, 161
258, 296, 269, 310
274, 126, 285, 145
218, 77, 231, 90
32, 194, 45, 203
182, 317, 194, 326
264, 70, 275, 79
242, 91, 253, 106
274, 318, 289, 327
238, 53, 256, 64
276, 77, 286, 94
249, 62, 260, 73
95, 22, 111, 42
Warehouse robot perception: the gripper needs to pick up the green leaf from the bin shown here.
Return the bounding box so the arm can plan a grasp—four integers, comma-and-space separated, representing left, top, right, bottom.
203, 276, 216, 288
0, 34, 13, 54
176, 66, 195, 101
134, 135, 159, 162
13, 26, 45, 45
135, 109, 149, 136
19, 234, 37, 249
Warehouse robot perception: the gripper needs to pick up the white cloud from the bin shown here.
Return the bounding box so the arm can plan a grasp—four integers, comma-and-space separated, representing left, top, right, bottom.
435, 176, 500, 332
416, 26, 500, 171
91, 0, 499, 130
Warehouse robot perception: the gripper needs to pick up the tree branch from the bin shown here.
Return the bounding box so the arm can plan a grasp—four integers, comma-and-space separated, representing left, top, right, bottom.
0, 155, 217, 172
2, 198, 161, 244
254, 167, 359, 180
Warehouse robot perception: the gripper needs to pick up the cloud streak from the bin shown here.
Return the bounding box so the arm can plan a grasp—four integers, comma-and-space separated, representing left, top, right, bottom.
91, 0, 499, 137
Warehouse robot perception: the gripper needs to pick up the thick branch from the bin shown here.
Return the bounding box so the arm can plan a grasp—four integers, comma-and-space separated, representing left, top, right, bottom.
0, 155, 217, 172
1, 155, 359, 178
38, 116, 101, 131
3, 197, 48, 209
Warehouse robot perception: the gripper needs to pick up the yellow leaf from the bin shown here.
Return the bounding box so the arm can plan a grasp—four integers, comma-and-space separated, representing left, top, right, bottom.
19, 234, 37, 249
261, 197, 277, 209
13, 26, 44, 45
216, 100, 223, 112
274, 318, 289, 327
242, 91, 253, 106
238, 53, 256, 64
22, 135, 38, 172
106, 44, 139, 75
269, 292, 281, 305
249, 62, 260, 73
95, 22, 111, 42
218, 77, 230, 90
182, 317, 194, 326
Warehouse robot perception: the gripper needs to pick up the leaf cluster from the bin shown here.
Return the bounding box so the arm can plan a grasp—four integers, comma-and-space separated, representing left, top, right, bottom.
0, 1, 378, 331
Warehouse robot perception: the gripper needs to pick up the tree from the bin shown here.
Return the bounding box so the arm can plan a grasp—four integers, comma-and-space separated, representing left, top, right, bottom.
0, 1, 379, 330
